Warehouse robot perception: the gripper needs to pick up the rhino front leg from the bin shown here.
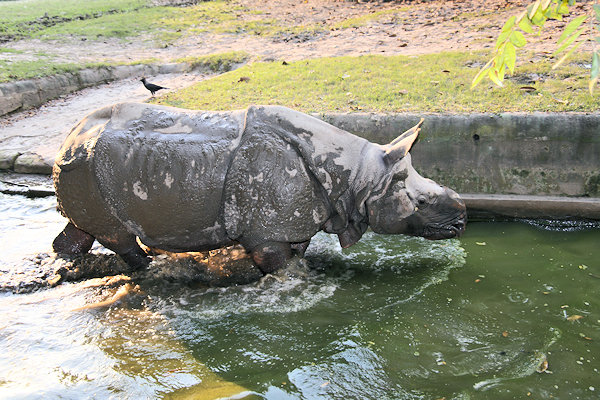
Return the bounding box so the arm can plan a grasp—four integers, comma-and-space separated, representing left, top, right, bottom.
251, 241, 292, 274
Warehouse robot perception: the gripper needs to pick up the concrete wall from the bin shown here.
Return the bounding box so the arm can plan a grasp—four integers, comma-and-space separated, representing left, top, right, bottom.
320, 112, 600, 198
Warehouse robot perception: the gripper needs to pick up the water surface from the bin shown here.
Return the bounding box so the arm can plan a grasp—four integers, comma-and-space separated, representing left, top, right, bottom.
0, 193, 599, 399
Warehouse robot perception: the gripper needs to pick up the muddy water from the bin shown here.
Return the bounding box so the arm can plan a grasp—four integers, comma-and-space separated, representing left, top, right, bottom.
1, 191, 599, 399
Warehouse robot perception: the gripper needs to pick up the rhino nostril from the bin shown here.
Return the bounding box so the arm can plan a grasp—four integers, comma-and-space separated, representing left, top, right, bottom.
452, 217, 466, 233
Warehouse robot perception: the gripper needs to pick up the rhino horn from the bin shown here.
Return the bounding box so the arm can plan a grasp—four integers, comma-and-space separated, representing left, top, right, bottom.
383, 118, 424, 163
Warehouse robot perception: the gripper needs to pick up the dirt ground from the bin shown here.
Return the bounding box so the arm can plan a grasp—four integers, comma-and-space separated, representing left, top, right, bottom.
5, 0, 594, 65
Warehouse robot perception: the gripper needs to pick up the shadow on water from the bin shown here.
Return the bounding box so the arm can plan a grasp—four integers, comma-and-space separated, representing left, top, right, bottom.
1, 189, 600, 399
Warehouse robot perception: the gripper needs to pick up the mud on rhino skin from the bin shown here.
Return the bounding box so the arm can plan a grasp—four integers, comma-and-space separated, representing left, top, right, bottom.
52, 102, 466, 280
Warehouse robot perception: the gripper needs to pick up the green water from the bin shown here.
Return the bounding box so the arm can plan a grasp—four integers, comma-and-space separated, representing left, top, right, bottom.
0, 194, 599, 399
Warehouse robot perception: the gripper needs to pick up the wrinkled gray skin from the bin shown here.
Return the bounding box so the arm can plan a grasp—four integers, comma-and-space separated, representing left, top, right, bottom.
53, 103, 466, 277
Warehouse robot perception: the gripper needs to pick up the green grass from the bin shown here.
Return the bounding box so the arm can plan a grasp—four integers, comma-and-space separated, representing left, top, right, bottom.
0, 58, 107, 82
153, 52, 600, 113
176, 52, 249, 73
0, 51, 247, 83
3, 0, 287, 44
34, 6, 165, 40
0, 48, 24, 54
0, 0, 149, 40
0, 0, 340, 45
333, 8, 409, 30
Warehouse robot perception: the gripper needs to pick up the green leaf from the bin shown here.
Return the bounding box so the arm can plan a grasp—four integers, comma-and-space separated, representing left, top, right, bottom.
594, 4, 600, 21
531, 9, 547, 27
553, 27, 585, 56
557, 2, 569, 15
541, 0, 552, 10
590, 76, 598, 94
488, 68, 504, 87
502, 16, 517, 32
528, 0, 542, 19
496, 29, 512, 48
592, 51, 600, 80
496, 63, 506, 81
504, 42, 517, 74
558, 15, 588, 44
518, 17, 534, 33
552, 40, 583, 69
510, 31, 527, 47
544, 8, 562, 20
494, 47, 505, 68
471, 59, 494, 89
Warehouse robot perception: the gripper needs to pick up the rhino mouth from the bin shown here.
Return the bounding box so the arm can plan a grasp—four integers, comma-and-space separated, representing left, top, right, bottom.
422, 215, 466, 240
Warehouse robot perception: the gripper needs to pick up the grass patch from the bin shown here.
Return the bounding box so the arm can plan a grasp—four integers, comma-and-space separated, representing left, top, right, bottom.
333, 8, 409, 30
0, 51, 247, 83
0, 0, 149, 41
2, 0, 402, 45
176, 52, 249, 73
153, 52, 600, 113
0, 58, 109, 82
0, 48, 24, 54
23, 1, 286, 44
35, 6, 164, 40
6, 0, 285, 43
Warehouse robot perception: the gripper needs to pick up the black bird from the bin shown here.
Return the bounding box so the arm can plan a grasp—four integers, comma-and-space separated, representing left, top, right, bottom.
141, 77, 168, 96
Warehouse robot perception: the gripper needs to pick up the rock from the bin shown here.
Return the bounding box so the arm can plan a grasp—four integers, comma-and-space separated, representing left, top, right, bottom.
13, 152, 53, 174
0, 150, 21, 170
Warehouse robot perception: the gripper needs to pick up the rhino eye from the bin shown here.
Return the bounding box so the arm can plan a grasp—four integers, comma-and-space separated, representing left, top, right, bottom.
393, 179, 405, 189
417, 195, 427, 205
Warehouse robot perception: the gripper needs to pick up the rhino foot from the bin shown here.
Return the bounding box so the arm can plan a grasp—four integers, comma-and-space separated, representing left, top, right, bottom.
251, 241, 292, 274
118, 247, 151, 271
53, 222, 95, 255
94, 231, 151, 272
291, 240, 311, 257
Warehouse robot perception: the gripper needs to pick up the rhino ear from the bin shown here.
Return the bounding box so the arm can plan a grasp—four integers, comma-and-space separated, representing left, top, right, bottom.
383, 118, 424, 164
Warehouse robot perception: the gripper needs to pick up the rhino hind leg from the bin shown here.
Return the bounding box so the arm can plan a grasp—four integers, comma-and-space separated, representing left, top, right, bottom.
95, 232, 150, 271
251, 241, 292, 274
53, 222, 95, 255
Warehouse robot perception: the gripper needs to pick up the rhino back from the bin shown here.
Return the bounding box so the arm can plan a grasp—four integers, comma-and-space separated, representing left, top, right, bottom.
91, 104, 245, 251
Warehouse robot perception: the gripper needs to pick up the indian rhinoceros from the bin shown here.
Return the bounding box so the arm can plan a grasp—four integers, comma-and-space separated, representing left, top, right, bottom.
52, 103, 466, 276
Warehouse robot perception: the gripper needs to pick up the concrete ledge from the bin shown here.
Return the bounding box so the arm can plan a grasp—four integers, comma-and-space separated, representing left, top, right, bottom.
462, 194, 600, 220
321, 112, 600, 198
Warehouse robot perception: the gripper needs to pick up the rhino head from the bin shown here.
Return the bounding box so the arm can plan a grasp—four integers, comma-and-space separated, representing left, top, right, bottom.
366, 120, 466, 240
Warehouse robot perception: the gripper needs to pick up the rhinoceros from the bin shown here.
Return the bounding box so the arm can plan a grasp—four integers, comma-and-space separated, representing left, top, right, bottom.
52, 103, 466, 276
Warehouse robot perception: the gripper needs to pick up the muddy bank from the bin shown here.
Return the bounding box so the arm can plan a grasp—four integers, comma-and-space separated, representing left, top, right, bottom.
0, 243, 270, 294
